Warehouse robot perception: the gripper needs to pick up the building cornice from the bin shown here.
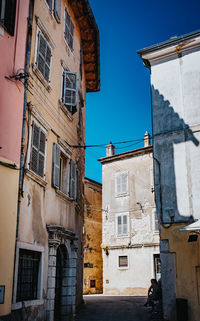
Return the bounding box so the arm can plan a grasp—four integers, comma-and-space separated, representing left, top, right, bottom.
137, 30, 200, 68
85, 177, 102, 192
98, 146, 153, 165
69, 0, 100, 92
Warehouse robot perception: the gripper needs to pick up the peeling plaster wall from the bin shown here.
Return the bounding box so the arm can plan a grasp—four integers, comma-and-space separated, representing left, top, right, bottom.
102, 150, 159, 295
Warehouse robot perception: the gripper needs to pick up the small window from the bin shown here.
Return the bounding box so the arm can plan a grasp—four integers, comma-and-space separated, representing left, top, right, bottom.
17, 249, 41, 302
64, 8, 74, 51
0, 0, 16, 36
117, 213, 129, 237
35, 29, 52, 82
115, 172, 128, 196
90, 280, 95, 288
61, 69, 78, 114
119, 255, 128, 268
30, 122, 46, 178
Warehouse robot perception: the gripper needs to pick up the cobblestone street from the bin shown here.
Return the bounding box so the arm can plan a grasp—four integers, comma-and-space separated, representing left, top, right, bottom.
75, 295, 158, 321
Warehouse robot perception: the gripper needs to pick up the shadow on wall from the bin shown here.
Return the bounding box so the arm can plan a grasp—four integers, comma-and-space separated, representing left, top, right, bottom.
152, 85, 199, 224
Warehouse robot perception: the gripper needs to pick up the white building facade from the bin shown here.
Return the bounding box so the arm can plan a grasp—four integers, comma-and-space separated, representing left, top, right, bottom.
99, 137, 160, 295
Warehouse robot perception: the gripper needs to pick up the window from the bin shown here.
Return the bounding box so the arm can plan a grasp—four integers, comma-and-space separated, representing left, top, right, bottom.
45, 0, 61, 23
35, 29, 52, 82
118, 255, 128, 268
17, 249, 41, 302
115, 172, 128, 196
153, 210, 159, 232
62, 69, 78, 114
30, 122, 46, 178
0, 0, 16, 36
64, 8, 74, 51
52, 143, 79, 200
116, 213, 129, 237
90, 280, 95, 288
154, 254, 161, 281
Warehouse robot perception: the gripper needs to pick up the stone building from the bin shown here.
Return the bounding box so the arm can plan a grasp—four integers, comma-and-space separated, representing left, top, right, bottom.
0, 1, 30, 318
83, 177, 103, 294
10, 1, 100, 321
98, 134, 160, 295
138, 30, 200, 321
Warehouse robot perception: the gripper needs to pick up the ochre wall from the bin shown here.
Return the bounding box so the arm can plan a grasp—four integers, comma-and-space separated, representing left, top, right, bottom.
83, 179, 103, 294
161, 225, 200, 321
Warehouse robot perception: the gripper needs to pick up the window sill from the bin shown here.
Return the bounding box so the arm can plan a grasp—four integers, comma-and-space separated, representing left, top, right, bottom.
58, 100, 73, 121
12, 299, 44, 310
26, 169, 48, 188
55, 188, 74, 202
32, 64, 52, 92
115, 193, 129, 198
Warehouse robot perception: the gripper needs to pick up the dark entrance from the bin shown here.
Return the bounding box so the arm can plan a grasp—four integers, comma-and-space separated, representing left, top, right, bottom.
54, 245, 67, 321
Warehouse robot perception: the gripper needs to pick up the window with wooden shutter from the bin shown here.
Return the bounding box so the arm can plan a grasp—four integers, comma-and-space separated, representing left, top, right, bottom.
52, 144, 70, 195
36, 30, 52, 82
115, 172, 128, 196
62, 70, 78, 114
30, 123, 46, 178
54, 0, 61, 23
119, 256, 128, 268
0, 0, 16, 36
64, 8, 74, 51
116, 213, 129, 237
46, 0, 53, 12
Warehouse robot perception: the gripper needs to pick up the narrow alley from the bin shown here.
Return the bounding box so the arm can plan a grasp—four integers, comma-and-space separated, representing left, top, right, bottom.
75, 295, 162, 321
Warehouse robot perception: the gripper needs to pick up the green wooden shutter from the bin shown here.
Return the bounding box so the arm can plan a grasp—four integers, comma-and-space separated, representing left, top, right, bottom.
52, 143, 60, 188
54, 0, 61, 23
38, 130, 46, 178
69, 159, 76, 199
30, 123, 40, 174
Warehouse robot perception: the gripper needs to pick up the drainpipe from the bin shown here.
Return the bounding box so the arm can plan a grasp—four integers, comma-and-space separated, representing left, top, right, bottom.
16, 0, 33, 237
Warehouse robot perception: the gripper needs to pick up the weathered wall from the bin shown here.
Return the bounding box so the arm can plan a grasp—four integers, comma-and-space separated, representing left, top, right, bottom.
14, 0, 87, 319
101, 150, 160, 295
147, 36, 200, 321
0, 0, 29, 316
83, 178, 103, 294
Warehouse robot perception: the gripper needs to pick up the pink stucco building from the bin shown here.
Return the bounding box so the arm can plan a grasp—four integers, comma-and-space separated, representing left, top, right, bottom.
0, 0, 30, 317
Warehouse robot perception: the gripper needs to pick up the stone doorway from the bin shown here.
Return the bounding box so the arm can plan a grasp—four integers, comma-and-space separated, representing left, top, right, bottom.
54, 244, 68, 321
46, 225, 78, 321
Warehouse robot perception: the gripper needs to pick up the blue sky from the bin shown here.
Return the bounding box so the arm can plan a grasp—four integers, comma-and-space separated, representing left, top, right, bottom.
85, 0, 200, 183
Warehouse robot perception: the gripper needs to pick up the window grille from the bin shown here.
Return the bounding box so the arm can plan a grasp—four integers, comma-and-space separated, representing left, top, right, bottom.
64, 8, 74, 51
17, 249, 41, 302
119, 256, 128, 268
36, 30, 52, 82
30, 123, 46, 178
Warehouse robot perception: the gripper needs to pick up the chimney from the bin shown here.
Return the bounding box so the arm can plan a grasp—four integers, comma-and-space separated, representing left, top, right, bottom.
106, 142, 115, 157
144, 131, 151, 147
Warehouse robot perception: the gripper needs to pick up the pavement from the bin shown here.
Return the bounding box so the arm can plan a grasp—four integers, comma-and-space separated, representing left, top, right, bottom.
75, 295, 163, 321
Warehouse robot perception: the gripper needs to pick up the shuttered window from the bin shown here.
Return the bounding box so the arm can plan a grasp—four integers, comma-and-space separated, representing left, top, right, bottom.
64, 8, 74, 51
36, 30, 52, 82
115, 172, 128, 196
154, 210, 159, 232
62, 70, 78, 114
52, 144, 78, 200
54, 0, 61, 23
30, 123, 46, 178
117, 213, 129, 237
119, 256, 128, 268
0, 0, 16, 36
